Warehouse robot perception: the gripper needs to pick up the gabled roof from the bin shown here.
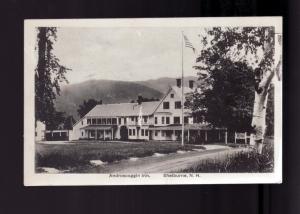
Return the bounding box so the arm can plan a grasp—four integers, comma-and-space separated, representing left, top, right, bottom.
152, 86, 200, 113
85, 101, 160, 117
170, 86, 200, 97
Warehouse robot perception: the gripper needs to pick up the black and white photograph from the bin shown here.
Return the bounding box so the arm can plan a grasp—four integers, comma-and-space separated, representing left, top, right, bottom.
24, 17, 282, 185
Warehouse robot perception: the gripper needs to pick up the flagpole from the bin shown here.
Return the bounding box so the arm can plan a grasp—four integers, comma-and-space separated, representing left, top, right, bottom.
181, 31, 184, 147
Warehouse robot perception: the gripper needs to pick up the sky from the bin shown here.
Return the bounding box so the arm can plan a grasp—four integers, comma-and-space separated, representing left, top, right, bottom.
53, 27, 205, 84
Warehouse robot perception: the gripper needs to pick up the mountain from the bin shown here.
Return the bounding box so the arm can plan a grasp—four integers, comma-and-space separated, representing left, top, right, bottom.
137, 76, 198, 93
54, 80, 163, 120
54, 76, 199, 120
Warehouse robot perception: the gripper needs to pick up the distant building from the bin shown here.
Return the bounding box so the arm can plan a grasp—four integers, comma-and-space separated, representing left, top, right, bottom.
35, 120, 46, 141
71, 79, 227, 142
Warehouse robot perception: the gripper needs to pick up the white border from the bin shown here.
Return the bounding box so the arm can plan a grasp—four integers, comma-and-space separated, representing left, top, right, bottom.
24, 17, 282, 186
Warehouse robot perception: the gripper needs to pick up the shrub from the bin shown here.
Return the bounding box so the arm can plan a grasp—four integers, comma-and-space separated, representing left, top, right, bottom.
181, 142, 274, 173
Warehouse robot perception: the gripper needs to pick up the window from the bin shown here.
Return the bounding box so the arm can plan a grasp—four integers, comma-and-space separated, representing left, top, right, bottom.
174, 116, 180, 124
82, 132, 84, 136
166, 130, 172, 137
155, 131, 158, 136
118, 118, 121, 124
133, 129, 136, 136
35, 132, 37, 136
102, 118, 106, 124
163, 102, 170, 109
166, 117, 170, 124
162, 117, 165, 124
87, 119, 91, 124
170, 93, 174, 98
184, 116, 189, 124
141, 129, 144, 136
112, 118, 117, 124
90, 130, 95, 137
107, 118, 112, 124
175, 101, 181, 109
201, 116, 205, 123
155, 117, 158, 124
131, 117, 134, 121
97, 118, 101, 124
145, 130, 148, 136
92, 119, 96, 124
129, 129, 132, 136
124, 118, 127, 124
161, 131, 165, 137
144, 116, 148, 123
135, 117, 138, 122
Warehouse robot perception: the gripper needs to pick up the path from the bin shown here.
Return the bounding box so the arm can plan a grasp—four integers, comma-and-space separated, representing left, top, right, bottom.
80, 146, 249, 173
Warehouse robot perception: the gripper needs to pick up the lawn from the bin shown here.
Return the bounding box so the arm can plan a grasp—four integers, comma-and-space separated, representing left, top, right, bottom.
36, 140, 196, 172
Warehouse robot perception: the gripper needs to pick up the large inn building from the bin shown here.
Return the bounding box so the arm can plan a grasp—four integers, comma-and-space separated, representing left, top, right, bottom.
70, 79, 227, 142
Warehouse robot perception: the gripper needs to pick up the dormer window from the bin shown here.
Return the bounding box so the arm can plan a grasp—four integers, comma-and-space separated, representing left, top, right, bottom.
170, 93, 174, 98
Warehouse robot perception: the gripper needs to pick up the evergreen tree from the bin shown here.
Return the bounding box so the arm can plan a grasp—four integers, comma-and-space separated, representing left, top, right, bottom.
77, 99, 102, 118
35, 27, 70, 128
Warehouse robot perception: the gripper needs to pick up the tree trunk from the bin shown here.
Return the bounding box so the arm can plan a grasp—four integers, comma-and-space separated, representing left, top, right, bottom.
250, 59, 281, 154
250, 77, 272, 153
250, 30, 282, 154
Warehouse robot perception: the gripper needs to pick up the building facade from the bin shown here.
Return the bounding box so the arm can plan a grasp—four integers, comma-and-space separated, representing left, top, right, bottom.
71, 79, 226, 142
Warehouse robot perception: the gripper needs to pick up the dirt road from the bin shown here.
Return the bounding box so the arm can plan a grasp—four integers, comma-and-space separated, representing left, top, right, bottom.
80, 146, 249, 173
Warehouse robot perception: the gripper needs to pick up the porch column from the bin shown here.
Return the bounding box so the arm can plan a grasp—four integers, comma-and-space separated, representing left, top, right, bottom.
95, 129, 97, 140
225, 131, 228, 144
112, 128, 114, 140
218, 130, 221, 141
187, 130, 190, 142
173, 130, 175, 141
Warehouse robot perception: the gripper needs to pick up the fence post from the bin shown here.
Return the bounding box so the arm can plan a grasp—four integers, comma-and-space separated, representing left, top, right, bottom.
234, 132, 236, 144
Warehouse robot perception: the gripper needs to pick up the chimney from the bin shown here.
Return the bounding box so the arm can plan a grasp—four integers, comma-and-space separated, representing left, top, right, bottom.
137, 94, 143, 105
189, 80, 194, 89
176, 78, 181, 88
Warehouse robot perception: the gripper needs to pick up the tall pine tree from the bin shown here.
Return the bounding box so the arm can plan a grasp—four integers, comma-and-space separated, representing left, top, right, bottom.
35, 27, 70, 129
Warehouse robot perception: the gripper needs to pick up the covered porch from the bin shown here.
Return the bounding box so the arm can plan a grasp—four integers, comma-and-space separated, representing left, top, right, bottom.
149, 124, 228, 144
80, 125, 116, 140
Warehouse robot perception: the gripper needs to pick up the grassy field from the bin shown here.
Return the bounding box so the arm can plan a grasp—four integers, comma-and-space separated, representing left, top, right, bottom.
181, 138, 274, 173
36, 141, 197, 171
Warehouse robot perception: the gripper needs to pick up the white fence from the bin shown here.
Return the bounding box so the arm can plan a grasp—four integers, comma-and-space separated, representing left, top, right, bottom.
234, 132, 251, 144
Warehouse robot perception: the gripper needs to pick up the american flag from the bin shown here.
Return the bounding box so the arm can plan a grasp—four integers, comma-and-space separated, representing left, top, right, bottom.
183, 34, 195, 53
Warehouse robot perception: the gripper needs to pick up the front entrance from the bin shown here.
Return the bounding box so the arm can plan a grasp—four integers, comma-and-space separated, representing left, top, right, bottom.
149, 130, 153, 140
120, 126, 128, 140
96, 130, 104, 140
